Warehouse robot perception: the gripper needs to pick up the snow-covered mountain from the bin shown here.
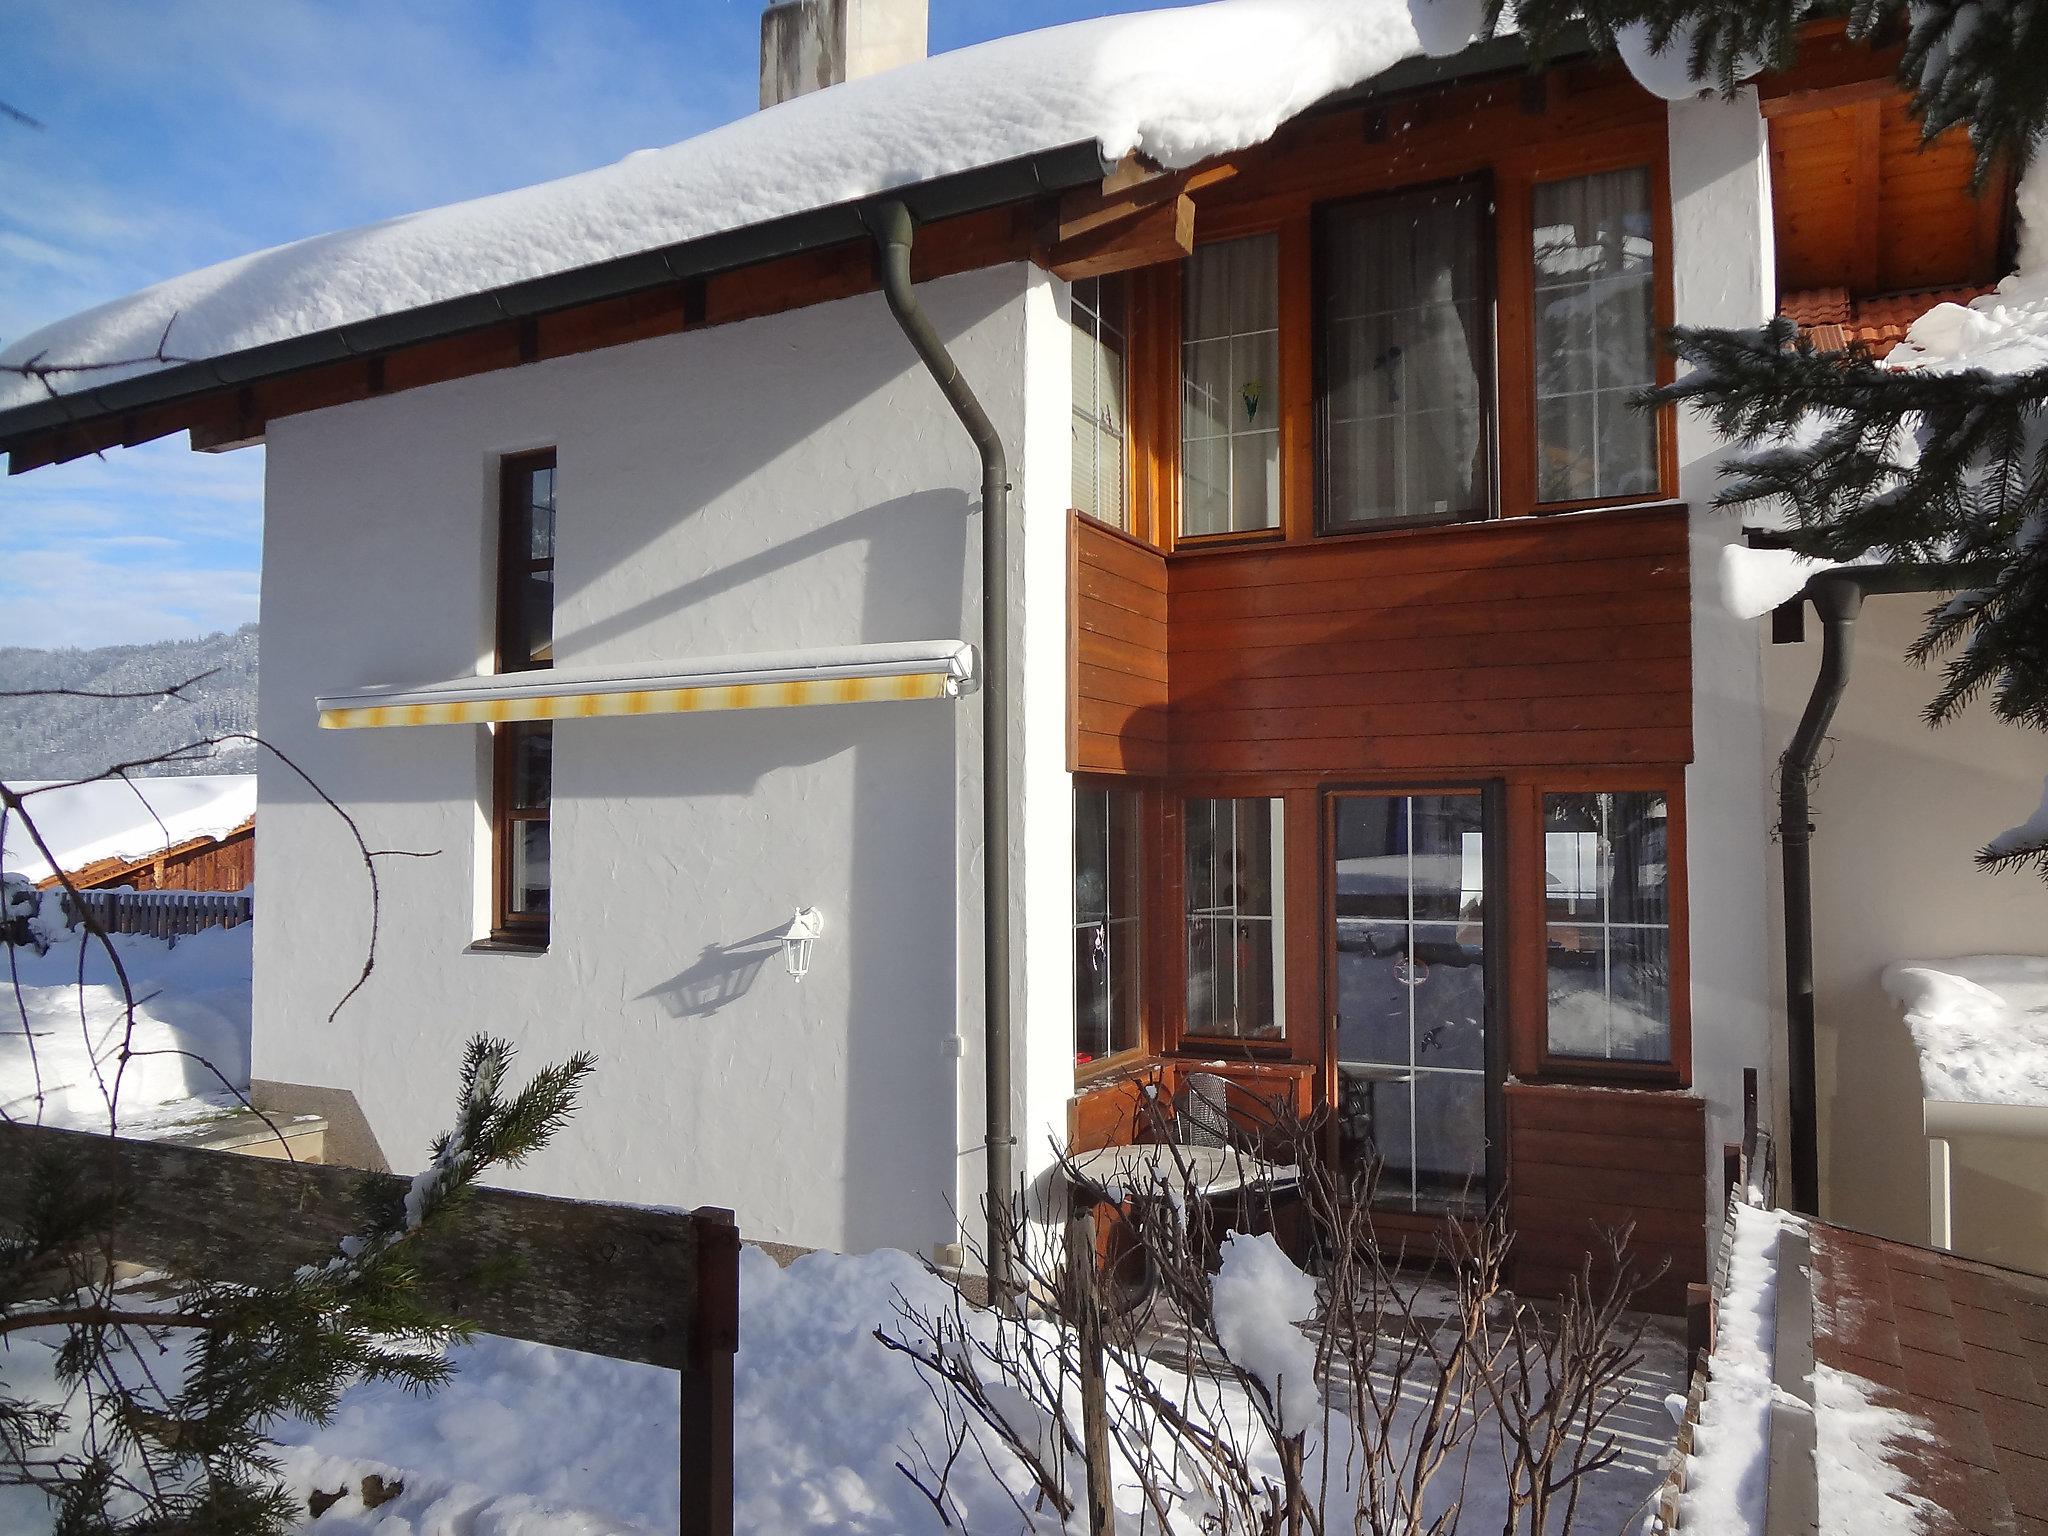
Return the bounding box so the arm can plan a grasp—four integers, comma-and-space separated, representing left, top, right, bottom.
0, 625, 258, 779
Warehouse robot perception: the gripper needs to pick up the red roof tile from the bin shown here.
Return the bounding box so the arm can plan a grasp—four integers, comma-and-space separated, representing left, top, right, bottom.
1778, 284, 1998, 357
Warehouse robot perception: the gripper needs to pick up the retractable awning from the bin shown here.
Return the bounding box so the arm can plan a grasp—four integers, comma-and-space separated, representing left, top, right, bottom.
316, 639, 977, 729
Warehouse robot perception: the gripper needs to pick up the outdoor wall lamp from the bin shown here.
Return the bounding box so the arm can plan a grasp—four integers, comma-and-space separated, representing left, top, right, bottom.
783, 907, 824, 982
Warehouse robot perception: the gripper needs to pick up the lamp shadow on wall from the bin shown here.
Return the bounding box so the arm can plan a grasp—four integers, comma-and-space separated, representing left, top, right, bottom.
639, 923, 790, 1018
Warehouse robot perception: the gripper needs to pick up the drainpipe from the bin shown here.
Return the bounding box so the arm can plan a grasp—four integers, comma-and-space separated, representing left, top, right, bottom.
1779, 575, 1864, 1216
866, 198, 1016, 1308
1775, 561, 1991, 1216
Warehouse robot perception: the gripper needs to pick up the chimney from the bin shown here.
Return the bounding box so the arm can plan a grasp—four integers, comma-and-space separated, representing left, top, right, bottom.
760, 0, 927, 109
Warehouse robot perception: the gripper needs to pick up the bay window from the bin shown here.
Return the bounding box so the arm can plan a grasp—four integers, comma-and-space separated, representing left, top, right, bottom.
1070, 276, 1130, 529
1075, 785, 1144, 1068
1531, 167, 1660, 504
1180, 234, 1282, 537
1542, 790, 1671, 1063
1319, 181, 1493, 530
1184, 797, 1285, 1040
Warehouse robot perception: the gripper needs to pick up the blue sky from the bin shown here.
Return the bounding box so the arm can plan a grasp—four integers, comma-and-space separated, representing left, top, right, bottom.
0, 0, 1180, 649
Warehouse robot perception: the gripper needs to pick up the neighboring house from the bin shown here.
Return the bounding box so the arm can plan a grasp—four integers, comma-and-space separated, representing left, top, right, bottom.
0, 1, 2032, 1303
2, 775, 256, 893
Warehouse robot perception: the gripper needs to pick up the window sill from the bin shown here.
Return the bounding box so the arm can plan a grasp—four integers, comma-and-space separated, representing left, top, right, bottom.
467, 936, 550, 956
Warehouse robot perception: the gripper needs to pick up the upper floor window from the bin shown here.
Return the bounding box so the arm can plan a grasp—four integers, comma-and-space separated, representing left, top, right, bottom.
1184, 796, 1286, 1040
1075, 784, 1143, 1069
1070, 277, 1130, 530
1320, 181, 1493, 530
491, 451, 556, 945
1180, 234, 1281, 537
1531, 167, 1659, 504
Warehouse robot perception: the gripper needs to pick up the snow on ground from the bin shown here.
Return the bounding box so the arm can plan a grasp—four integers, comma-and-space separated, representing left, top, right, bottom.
1881, 955, 2048, 1108
1, 1232, 1685, 1533
1, 773, 255, 885
0, 0, 1433, 410
0, 921, 252, 1130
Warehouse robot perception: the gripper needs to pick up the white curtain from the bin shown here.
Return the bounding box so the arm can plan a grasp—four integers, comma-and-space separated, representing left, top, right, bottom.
1181, 235, 1281, 535
1531, 167, 1658, 502
1321, 184, 1487, 527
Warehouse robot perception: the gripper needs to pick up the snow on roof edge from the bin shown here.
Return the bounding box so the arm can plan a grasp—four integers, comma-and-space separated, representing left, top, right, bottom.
0, 0, 1544, 433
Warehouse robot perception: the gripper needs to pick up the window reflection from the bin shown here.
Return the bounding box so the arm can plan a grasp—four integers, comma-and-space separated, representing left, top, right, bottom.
1543, 790, 1671, 1062
1184, 797, 1285, 1039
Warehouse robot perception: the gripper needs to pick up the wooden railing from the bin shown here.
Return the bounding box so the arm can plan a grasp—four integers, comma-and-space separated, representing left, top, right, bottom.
0, 1122, 739, 1536
62, 887, 253, 943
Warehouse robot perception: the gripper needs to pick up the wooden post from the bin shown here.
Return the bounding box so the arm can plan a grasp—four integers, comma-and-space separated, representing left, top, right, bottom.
683, 1205, 739, 1536
1065, 1207, 1114, 1536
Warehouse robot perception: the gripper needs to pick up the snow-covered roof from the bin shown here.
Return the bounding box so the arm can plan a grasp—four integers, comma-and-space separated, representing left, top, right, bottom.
1882, 954, 2048, 1109
0, 774, 256, 886
0, 0, 1491, 423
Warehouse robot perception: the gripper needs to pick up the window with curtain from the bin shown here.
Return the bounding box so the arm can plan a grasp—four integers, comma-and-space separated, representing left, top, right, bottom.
1320, 181, 1492, 530
1075, 785, 1143, 1067
1531, 167, 1659, 503
1184, 797, 1286, 1039
1543, 790, 1671, 1062
492, 452, 556, 945
1181, 234, 1281, 537
1070, 277, 1129, 529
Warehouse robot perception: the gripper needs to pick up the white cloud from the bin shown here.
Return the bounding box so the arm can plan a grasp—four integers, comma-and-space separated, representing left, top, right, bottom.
0, 548, 259, 648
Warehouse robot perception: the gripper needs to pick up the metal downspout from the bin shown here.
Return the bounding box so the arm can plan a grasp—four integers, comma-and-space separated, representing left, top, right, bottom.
866, 199, 1016, 1308
1779, 575, 1865, 1215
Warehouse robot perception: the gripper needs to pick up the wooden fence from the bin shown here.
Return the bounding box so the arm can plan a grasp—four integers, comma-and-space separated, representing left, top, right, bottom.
61, 887, 253, 943
0, 1122, 739, 1536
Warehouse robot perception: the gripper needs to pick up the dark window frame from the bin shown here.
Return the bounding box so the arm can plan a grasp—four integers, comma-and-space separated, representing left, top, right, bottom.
489, 450, 556, 947
1312, 172, 1500, 537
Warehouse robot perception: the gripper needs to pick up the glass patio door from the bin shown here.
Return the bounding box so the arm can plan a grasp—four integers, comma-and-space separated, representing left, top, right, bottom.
1330, 791, 1499, 1213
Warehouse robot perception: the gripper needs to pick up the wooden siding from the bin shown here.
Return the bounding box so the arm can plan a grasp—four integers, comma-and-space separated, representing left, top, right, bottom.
1072, 517, 1170, 775
1763, 29, 2010, 297
1071, 504, 1692, 778
1505, 1081, 1708, 1316
52, 819, 256, 894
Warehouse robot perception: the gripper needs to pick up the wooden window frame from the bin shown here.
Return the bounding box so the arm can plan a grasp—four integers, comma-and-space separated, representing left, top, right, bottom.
1311, 173, 1502, 538
1068, 274, 1137, 536
1122, 108, 1679, 559
1506, 767, 1691, 1087
1516, 151, 1680, 516
1073, 775, 1156, 1084
488, 449, 556, 948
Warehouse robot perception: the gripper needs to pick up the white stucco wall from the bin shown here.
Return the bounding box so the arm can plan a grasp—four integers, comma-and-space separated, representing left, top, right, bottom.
253, 263, 1062, 1260
1763, 594, 2048, 1269
1668, 90, 1778, 1223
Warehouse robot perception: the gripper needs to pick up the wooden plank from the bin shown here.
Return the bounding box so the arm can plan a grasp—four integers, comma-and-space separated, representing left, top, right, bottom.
0, 1122, 698, 1372
1167, 727, 1694, 775
1040, 193, 1194, 281
1171, 691, 1692, 745
1507, 1083, 1705, 1136
1077, 520, 1171, 588
1170, 622, 1693, 688
1180, 656, 1692, 711
1073, 597, 1167, 651
1075, 664, 1170, 710
1168, 552, 1687, 621
683, 1205, 740, 1536
1076, 629, 1169, 686
1510, 1192, 1707, 1249
1074, 728, 1170, 776
1512, 1127, 1704, 1176
1759, 76, 1898, 119
1077, 695, 1171, 743
1075, 559, 1170, 623
1166, 509, 1688, 591
1512, 1160, 1708, 1214
1851, 99, 1883, 296
1167, 588, 1687, 653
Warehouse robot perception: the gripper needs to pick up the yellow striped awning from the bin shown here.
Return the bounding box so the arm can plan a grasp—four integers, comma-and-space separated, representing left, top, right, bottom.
316, 640, 978, 730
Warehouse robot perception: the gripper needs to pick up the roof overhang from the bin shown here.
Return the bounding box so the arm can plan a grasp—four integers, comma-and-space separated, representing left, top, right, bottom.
315, 639, 977, 729
0, 28, 1586, 471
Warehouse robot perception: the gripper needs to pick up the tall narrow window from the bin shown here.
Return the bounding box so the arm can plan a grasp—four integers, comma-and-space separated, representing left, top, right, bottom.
1543, 791, 1671, 1062
1074, 785, 1142, 1069
1181, 235, 1281, 537
1184, 797, 1285, 1040
1070, 277, 1129, 529
1531, 167, 1659, 503
492, 452, 555, 944
1320, 181, 1492, 530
